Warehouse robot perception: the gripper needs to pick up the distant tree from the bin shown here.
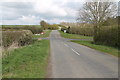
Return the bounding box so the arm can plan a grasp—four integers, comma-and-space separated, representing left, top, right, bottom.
48, 24, 58, 30
40, 20, 49, 30
77, 2, 117, 41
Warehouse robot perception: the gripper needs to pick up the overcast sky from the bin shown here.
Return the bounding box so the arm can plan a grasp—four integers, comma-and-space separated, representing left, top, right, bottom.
0, 0, 119, 25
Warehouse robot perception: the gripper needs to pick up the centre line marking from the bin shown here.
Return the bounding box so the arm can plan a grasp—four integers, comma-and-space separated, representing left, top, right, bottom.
71, 49, 80, 56
64, 44, 69, 47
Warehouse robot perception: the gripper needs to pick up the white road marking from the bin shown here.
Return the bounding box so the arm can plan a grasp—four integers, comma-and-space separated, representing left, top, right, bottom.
64, 43, 80, 56
64, 44, 69, 47
71, 49, 80, 56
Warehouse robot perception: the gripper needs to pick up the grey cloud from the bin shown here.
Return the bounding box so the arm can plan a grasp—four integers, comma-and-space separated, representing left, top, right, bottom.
1, 2, 33, 9
1, 2, 34, 20
0, 1, 81, 25
64, 2, 83, 10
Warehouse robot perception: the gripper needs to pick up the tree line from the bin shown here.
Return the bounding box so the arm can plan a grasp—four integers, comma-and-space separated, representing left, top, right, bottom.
40, 20, 58, 30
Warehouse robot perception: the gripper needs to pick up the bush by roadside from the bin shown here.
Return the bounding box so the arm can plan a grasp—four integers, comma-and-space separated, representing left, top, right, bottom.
60, 23, 119, 48
23, 26, 43, 34
48, 24, 58, 30
2, 25, 43, 34
94, 26, 119, 48
69, 27, 94, 36
60, 23, 94, 36
2, 30, 33, 53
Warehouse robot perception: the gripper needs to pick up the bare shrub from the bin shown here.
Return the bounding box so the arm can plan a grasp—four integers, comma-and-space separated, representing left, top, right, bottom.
2, 30, 33, 49
2, 25, 43, 34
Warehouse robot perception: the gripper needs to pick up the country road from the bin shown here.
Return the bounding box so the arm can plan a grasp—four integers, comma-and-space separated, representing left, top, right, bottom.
49, 30, 118, 78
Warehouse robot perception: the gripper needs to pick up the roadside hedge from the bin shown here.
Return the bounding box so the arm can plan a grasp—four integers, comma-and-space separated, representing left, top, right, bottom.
2, 30, 33, 48
69, 27, 94, 36
60, 23, 119, 48
48, 24, 58, 30
2, 25, 43, 34
95, 26, 119, 47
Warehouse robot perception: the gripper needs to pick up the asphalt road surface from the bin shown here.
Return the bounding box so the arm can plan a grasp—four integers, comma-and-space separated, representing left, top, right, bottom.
49, 30, 118, 78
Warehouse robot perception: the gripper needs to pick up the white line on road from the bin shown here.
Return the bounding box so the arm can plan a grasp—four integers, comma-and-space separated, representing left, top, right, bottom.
64, 43, 69, 47
64, 43, 80, 56
71, 49, 80, 56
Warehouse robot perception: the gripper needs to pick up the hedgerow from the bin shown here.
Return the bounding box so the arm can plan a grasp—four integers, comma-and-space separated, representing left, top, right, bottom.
2, 30, 33, 48
2, 25, 43, 34
94, 26, 119, 47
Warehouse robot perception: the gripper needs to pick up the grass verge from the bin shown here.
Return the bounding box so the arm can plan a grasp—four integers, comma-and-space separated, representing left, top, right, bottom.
59, 30, 93, 39
33, 30, 51, 38
71, 40, 119, 57
2, 40, 50, 78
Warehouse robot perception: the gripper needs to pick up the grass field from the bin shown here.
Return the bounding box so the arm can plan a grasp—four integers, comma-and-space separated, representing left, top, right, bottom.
2, 40, 50, 78
71, 40, 119, 57
59, 31, 93, 39
33, 30, 51, 38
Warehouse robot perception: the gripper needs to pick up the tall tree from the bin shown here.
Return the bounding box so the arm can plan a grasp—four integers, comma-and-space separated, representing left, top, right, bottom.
77, 1, 117, 41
